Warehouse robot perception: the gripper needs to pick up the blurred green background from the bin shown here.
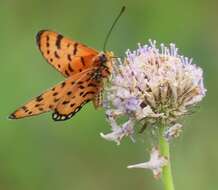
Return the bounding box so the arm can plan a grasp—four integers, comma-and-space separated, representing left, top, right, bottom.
1, 0, 217, 189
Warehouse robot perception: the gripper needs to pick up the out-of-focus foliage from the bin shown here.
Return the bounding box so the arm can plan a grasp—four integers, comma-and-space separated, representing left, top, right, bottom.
0, 0, 217, 190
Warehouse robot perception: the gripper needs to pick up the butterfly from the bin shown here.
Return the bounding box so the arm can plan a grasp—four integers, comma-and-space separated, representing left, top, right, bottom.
9, 30, 113, 121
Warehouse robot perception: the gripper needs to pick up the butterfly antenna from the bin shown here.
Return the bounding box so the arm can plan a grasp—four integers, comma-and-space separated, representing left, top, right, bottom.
103, 6, 126, 51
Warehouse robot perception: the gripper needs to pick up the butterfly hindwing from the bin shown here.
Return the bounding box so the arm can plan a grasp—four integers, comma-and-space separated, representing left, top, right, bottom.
36, 30, 99, 77
52, 72, 102, 121
9, 70, 97, 119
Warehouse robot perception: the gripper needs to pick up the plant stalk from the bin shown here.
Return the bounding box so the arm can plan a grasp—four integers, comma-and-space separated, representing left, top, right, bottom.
159, 125, 175, 190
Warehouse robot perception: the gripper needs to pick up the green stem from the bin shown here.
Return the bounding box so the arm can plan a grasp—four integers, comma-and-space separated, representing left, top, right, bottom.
159, 125, 175, 190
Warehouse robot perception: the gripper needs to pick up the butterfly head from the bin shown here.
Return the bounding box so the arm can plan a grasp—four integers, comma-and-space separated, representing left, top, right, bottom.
93, 51, 114, 79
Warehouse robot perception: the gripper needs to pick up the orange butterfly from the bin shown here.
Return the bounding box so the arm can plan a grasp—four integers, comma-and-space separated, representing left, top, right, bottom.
9, 30, 113, 121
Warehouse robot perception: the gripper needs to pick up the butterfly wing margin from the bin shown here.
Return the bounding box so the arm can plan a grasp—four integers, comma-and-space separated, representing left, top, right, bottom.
36, 30, 99, 77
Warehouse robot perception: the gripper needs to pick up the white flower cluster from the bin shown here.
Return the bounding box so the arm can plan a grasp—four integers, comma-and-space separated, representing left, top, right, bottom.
101, 40, 206, 143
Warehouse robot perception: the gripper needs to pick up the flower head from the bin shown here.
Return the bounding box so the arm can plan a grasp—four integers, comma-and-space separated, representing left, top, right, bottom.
101, 40, 206, 143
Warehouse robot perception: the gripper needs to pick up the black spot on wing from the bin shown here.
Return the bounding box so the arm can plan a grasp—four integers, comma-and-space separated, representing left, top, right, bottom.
61, 82, 66, 88
82, 91, 95, 97
36, 95, 43, 102
65, 70, 69, 76
73, 43, 78, 55
49, 105, 54, 109
88, 83, 97, 87
54, 51, 60, 59
79, 85, 85, 89
46, 35, 49, 41
68, 64, 74, 72
80, 57, 85, 66
77, 81, 83, 85
38, 107, 44, 111
22, 106, 28, 111
54, 98, 60, 102
56, 34, 63, 49
52, 92, 58, 96
67, 54, 72, 61
70, 103, 75, 107
62, 101, 70, 105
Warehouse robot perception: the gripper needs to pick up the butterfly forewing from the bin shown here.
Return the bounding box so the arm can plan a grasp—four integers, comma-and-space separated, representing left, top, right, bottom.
36, 30, 99, 77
